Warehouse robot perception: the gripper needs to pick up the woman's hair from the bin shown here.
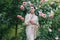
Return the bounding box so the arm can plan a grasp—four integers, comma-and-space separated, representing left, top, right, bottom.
30, 5, 36, 9
33, 6, 36, 9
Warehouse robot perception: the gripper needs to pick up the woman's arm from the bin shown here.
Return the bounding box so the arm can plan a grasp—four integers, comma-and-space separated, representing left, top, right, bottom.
30, 16, 39, 26
29, 20, 38, 25
24, 14, 30, 26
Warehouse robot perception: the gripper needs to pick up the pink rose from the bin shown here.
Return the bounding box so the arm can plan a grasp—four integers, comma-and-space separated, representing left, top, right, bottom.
23, 2, 27, 6
20, 5, 24, 10
49, 13, 54, 18
17, 15, 22, 19
39, 11, 46, 18
42, 13, 46, 18
49, 10, 54, 18
39, 11, 43, 16
21, 17, 24, 21
49, 15, 54, 18
30, 4, 34, 7
17, 15, 24, 21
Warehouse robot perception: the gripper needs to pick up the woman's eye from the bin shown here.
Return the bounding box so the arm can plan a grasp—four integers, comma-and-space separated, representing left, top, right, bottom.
32, 8, 34, 9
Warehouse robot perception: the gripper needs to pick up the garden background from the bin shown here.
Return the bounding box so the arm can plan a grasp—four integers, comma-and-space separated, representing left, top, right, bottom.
0, 0, 60, 40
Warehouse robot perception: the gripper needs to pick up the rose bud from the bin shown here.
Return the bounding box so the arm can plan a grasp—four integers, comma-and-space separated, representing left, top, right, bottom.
49, 10, 54, 18
49, 14, 54, 18
30, 4, 34, 7
17, 15, 24, 21
23, 2, 27, 6
20, 5, 24, 10
42, 13, 46, 18
39, 11, 43, 16
17, 15, 22, 19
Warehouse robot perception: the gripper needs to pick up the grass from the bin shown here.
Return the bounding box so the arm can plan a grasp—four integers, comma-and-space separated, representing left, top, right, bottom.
1, 24, 23, 40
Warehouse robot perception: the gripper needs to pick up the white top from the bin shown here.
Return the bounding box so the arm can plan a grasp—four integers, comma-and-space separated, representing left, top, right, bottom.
25, 13, 39, 27
25, 13, 39, 40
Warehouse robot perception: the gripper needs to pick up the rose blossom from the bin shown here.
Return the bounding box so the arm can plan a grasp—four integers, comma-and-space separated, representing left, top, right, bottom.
23, 2, 27, 6
20, 5, 24, 10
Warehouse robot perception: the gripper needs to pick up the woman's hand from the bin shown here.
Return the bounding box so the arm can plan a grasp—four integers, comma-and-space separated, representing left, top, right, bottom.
24, 22, 29, 26
29, 20, 37, 25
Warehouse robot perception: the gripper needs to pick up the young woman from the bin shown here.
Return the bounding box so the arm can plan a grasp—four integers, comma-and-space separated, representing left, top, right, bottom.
24, 6, 39, 40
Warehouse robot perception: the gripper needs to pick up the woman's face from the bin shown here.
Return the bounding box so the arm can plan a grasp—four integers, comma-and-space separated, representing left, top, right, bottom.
30, 7, 35, 14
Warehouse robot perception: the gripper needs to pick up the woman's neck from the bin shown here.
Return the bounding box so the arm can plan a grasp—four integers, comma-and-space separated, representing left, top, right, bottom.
31, 13, 35, 15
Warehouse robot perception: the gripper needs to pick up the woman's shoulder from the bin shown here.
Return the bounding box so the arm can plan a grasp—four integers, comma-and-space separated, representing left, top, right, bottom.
26, 13, 30, 16
35, 15, 38, 17
35, 15, 38, 18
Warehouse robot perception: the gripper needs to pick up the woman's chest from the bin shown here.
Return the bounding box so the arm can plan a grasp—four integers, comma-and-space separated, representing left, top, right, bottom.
28, 14, 37, 21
